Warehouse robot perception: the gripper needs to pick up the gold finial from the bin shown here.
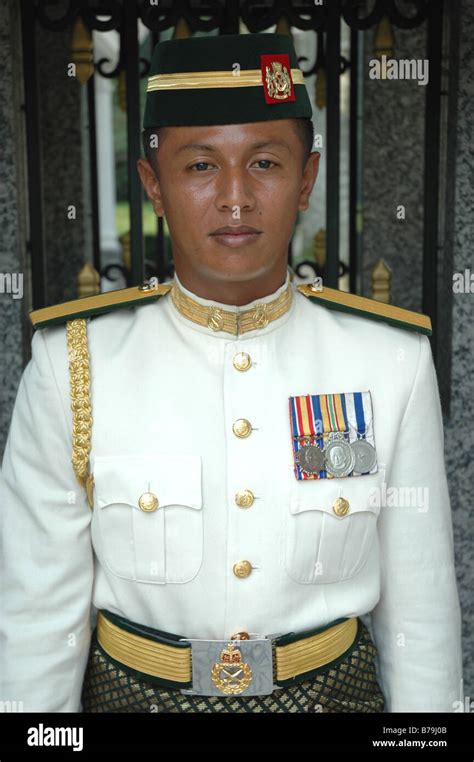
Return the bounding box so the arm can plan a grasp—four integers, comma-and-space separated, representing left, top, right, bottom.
119, 230, 131, 272
71, 16, 94, 85
173, 17, 191, 39
371, 258, 392, 304
314, 227, 326, 269
374, 16, 395, 63
315, 67, 326, 110
276, 15, 292, 37
77, 262, 100, 298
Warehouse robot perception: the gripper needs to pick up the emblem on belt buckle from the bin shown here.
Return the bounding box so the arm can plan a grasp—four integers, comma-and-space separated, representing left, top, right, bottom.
179, 636, 275, 697
211, 642, 252, 695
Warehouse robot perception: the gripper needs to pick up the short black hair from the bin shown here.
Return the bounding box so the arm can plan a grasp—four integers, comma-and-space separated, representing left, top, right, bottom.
142, 127, 161, 176
141, 117, 314, 177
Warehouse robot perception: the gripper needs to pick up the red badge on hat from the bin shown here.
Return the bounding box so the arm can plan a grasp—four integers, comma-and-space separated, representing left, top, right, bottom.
260, 53, 296, 104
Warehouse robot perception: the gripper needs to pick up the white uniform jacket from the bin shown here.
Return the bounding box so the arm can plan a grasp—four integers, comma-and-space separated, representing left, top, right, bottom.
0, 267, 463, 712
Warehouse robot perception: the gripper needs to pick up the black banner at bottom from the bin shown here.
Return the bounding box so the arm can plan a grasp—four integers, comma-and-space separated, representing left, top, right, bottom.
0, 711, 472, 757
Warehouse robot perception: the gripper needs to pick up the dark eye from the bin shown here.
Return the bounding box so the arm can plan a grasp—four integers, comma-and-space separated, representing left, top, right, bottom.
253, 159, 275, 169
191, 162, 212, 171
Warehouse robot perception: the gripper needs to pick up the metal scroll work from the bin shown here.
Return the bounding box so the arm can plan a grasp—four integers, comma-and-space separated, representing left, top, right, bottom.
66, 318, 94, 510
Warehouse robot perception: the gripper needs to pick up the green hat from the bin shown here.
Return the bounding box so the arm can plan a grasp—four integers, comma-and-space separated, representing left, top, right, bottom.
143, 32, 313, 129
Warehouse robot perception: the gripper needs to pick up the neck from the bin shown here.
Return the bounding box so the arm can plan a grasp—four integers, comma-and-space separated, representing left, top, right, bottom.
172, 267, 288, 306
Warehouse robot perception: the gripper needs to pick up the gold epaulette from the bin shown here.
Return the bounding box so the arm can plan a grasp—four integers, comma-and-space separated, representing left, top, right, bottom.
297, 284, 432, 336
29, 283, 173, 329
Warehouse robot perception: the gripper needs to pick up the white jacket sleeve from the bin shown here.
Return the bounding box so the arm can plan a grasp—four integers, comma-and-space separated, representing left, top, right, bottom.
370, 332, 463, 712
0, 328, 94, 712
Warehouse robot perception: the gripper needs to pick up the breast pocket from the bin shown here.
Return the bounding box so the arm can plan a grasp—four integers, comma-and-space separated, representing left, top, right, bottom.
285, 466, 386, 584
92, 453, 203, 584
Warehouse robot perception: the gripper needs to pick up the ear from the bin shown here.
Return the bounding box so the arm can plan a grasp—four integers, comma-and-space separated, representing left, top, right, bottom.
298, 151, 321, 212
137, 158, 164, 217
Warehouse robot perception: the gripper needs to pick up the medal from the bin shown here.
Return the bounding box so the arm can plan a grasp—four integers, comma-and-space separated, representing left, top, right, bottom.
351, 438, 377, 473
295, 443, 325, 475
289, 391, 377, 480
324, 437, 356, 477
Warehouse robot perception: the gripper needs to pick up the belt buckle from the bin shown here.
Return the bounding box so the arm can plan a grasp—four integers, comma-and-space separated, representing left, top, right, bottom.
178, 632, 285, 697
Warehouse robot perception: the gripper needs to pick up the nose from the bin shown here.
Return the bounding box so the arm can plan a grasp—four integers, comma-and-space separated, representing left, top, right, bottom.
214, 165, 256, 214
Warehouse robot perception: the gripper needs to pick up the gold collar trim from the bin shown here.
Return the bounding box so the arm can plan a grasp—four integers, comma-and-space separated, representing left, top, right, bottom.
170, 279, 293, 335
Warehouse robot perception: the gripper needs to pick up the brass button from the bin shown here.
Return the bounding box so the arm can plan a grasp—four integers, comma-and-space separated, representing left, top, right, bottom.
332, 497, 350, 517
138, 492, 159, 512
235, 489, 254, 508
233, 560, 253, 578
232, 418, 252, 438
233, 351, 252, 372
231, 631, 250, 640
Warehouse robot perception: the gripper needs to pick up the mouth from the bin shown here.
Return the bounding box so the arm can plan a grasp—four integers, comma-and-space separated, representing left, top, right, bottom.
209, 225, 262, 249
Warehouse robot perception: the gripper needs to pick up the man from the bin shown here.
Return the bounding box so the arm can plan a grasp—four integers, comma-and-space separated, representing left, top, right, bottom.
0, 33, 462, 713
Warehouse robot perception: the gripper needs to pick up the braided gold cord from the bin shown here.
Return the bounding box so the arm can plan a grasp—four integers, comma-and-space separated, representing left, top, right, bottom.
66, 318, 94, 509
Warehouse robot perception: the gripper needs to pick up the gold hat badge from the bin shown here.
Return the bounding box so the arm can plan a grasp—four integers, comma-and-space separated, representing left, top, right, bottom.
265, 60, 292, 100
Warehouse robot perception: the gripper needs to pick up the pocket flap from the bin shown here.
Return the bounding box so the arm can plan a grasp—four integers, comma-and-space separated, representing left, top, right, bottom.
289, 466, 386, 518
92, 454, 202, 510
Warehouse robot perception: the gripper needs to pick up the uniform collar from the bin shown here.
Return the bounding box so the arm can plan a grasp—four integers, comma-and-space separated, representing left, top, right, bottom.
168, 267, 295, 337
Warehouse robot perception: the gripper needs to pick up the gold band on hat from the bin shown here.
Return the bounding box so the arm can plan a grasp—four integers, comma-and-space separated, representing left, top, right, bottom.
147, 67, 305, 92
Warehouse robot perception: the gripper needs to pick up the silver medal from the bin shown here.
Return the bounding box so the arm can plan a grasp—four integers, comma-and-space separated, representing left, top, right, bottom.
295, 444, 325, 475
351, 439, 377, 473
324, 438, 356, 477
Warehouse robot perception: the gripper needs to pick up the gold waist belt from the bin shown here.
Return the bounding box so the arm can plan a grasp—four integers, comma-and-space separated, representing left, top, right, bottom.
96, 609, 360, 694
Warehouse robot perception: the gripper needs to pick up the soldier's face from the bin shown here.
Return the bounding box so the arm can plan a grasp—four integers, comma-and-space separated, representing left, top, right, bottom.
137, 120, 320, 287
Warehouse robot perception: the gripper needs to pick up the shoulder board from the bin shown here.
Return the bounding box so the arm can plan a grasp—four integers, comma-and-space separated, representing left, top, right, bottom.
297, 284, 432, 336
29, 283, 172, 330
